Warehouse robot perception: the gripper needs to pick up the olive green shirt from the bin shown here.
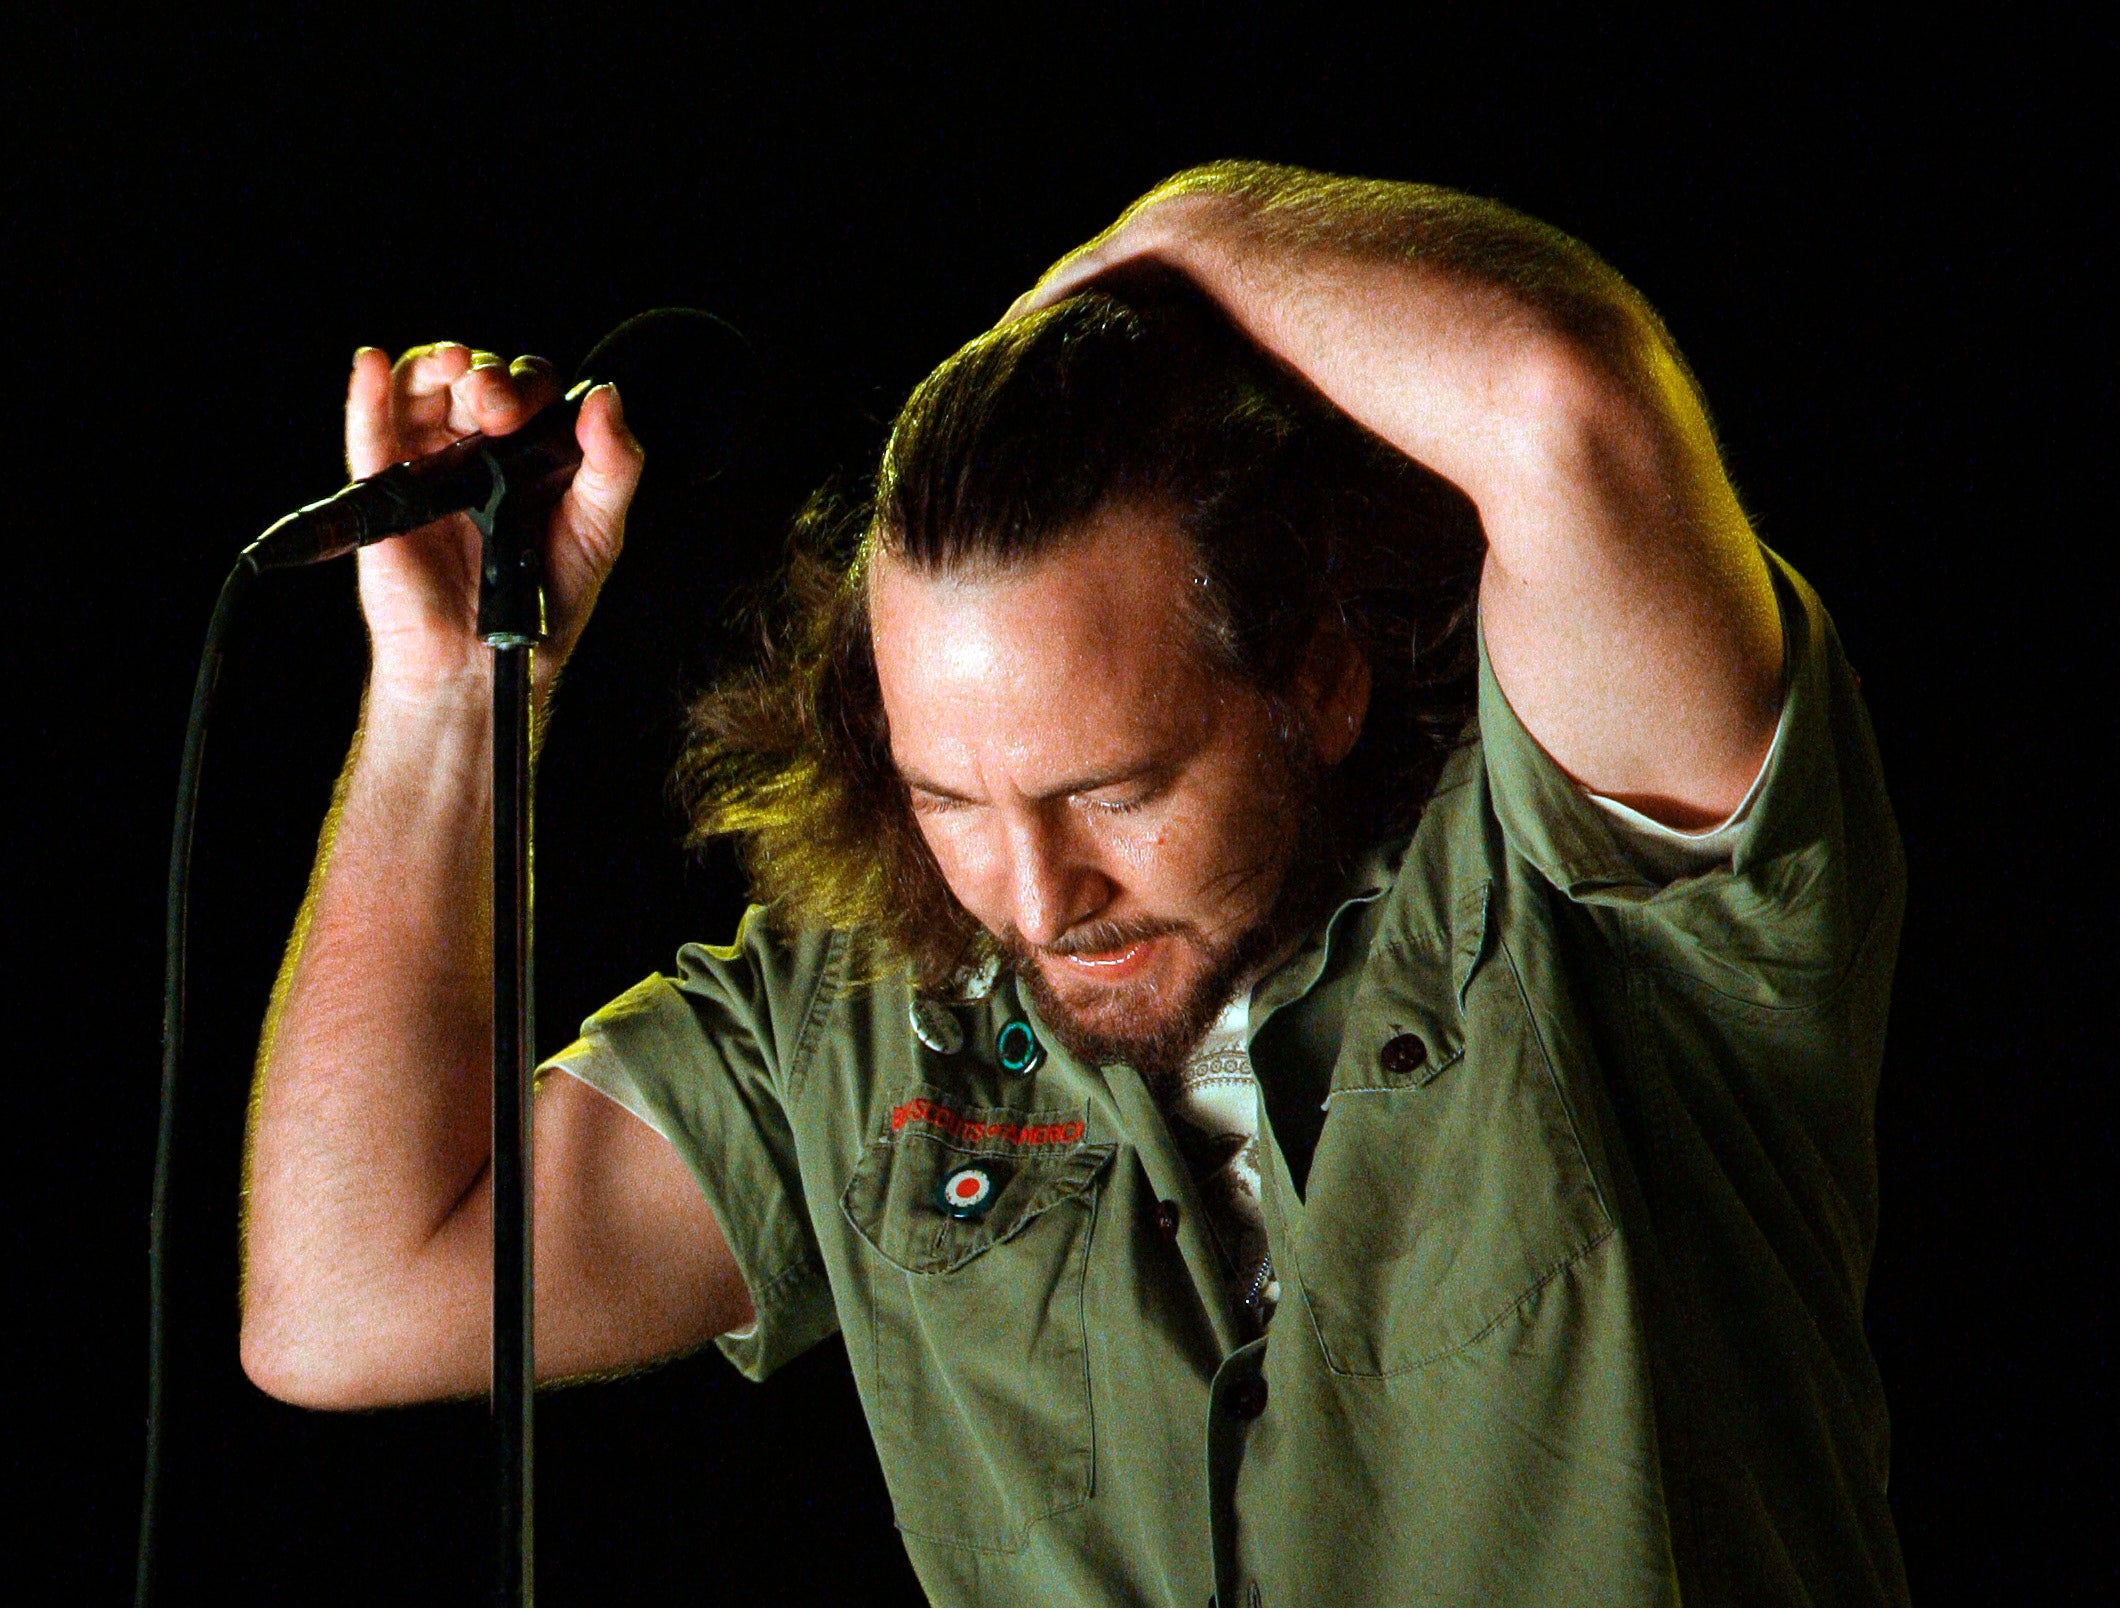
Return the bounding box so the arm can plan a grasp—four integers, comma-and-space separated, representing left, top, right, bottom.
551, 548, 1908, 1606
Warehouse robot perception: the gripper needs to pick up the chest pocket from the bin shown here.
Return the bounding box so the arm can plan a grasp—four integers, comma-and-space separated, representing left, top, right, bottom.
841, 1087, 1113, 1552
1292, 880, 1613, 1377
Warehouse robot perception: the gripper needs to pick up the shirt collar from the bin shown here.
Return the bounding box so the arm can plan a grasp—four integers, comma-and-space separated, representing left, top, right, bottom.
1246, 833, 1408, 1035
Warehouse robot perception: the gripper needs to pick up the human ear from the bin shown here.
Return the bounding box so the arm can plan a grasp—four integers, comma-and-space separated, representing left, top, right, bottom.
1299, 625, 1371, 767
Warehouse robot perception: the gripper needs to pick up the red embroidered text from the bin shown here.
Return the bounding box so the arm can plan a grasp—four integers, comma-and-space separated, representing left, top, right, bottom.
890, 1098, 1084, 1148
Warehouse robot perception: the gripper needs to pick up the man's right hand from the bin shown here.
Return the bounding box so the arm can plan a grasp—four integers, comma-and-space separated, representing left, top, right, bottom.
239, 344, 749, 1410
346, 342, 643, 699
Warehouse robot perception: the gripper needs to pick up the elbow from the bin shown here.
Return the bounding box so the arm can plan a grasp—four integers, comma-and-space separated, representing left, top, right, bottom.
240, 1259, 477, 1410
239, 1240, 331, 1406
1497, 324, 1646, 451
238, 1320, 310, 1406
239, 1288, 398, 1411
1505, 310, 1714, 471
240, 1297, 351, 1409
1488, 322, 1724, 532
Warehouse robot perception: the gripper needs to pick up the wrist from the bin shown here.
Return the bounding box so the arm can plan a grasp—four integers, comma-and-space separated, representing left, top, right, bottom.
362, 649, 497, 749
1118, 189, 1271, 314
366, 636, 493, 706
364, 636, 567, 758
347, 668, 500, 823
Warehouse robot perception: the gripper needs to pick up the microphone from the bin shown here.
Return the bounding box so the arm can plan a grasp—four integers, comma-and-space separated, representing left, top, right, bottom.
243, 308, 761, 571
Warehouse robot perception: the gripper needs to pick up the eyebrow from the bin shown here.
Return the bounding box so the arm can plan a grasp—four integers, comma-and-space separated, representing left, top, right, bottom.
896, 759, 1165, 805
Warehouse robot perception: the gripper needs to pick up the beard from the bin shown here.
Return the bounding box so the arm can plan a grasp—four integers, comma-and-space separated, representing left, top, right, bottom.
1007, 914, 1277, 1097
1002, 727, 1338, 1098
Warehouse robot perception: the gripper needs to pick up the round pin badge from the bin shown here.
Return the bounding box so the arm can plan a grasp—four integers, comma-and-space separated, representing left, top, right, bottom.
951, 950, 1002, 1002
996, 1018, 1044, 1076
936, 1165, 995, 1219
908, 996, 965, 1056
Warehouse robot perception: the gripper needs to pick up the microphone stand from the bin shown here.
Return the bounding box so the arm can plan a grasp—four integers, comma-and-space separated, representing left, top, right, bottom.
469, 465, 547, 1608
141, 325, 748, 1605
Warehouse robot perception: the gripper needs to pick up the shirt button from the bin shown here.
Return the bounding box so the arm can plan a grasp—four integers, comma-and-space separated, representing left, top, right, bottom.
1379, 1033, 1427, 1077
1153, 1199, 1182, 1240
1225, 1374, 1269, 1421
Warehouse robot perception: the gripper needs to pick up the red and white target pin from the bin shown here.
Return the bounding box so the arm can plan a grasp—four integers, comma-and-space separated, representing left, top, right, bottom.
936, 1165, 996, 1220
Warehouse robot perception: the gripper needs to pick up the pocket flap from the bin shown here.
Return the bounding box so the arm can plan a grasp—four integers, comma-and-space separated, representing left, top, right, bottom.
1327, 877, 1493, 1103
841, 1087, 1112, 1274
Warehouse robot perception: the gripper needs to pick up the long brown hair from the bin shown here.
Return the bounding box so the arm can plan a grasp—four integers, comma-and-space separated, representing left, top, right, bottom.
673, 270, 1483, 989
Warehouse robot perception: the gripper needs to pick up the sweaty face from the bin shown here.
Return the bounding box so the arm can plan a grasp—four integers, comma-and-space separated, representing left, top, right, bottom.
869, 506, 1348, 1081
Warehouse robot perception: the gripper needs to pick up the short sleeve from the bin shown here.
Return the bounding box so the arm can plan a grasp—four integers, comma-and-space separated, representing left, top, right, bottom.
1477, 543, 1904, 1011
1584, 690, 1789, 882
541, 912, 844, 1380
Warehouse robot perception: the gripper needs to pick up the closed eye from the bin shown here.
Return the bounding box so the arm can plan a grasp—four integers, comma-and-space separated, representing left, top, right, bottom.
1075, 774, 1169, 817
908, 788, 976, 816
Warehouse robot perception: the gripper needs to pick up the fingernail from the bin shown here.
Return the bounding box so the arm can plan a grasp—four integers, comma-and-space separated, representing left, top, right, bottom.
598, 381, 624, 422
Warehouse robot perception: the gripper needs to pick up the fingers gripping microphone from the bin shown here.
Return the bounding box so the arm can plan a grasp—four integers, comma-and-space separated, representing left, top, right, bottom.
140, 308, 762, 1608
242, 308, 761, 570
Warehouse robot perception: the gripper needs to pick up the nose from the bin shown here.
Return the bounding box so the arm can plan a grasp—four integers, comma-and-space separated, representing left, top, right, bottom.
1004, 805, 1110, 950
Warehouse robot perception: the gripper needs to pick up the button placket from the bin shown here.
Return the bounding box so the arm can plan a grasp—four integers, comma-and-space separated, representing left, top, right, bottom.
1094, 1056, 1247, 1359
1224, 1374, 1268, 1420
1204, 1335, 1270, 1608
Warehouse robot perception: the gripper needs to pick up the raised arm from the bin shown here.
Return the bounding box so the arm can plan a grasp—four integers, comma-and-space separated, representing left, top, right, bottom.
1010, 162, 1783, 828
240, 345, 752, 1409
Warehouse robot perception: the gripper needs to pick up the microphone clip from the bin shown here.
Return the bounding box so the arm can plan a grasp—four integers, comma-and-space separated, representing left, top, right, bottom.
471, 442, 550, 648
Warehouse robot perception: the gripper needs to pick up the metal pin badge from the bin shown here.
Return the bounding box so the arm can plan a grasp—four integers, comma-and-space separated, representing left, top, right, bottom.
908, 996, 965, 1055
951, 950, 1002, 1002
997, 1018, 1044, 1076
936, 1165, 996, 1219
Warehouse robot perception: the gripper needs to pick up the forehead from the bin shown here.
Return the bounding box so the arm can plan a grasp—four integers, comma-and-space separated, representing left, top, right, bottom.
868, 506, 1220, 782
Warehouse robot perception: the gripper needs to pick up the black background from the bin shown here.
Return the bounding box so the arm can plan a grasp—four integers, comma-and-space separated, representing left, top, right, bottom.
5, 7, 2106, 1603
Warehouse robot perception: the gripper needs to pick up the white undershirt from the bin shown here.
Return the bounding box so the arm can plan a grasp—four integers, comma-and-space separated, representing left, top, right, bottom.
1583, 694, 1790, 881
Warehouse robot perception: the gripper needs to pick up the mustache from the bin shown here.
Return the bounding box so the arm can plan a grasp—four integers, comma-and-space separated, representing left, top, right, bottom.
1015, 915, 1197, 961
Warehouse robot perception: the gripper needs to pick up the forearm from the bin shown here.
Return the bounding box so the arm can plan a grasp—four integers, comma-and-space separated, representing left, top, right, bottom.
240, 663, 501, 1385
1139, 165, 1728, 543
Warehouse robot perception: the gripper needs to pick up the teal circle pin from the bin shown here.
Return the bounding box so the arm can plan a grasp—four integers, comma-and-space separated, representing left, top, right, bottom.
997, 1018, 1044, 1076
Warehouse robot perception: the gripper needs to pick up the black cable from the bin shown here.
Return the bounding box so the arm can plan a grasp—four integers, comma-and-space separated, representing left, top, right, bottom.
137, 553, 258, 1608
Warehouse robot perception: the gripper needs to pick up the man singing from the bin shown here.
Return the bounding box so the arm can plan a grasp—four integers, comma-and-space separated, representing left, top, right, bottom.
240, 163, 1908, 1605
